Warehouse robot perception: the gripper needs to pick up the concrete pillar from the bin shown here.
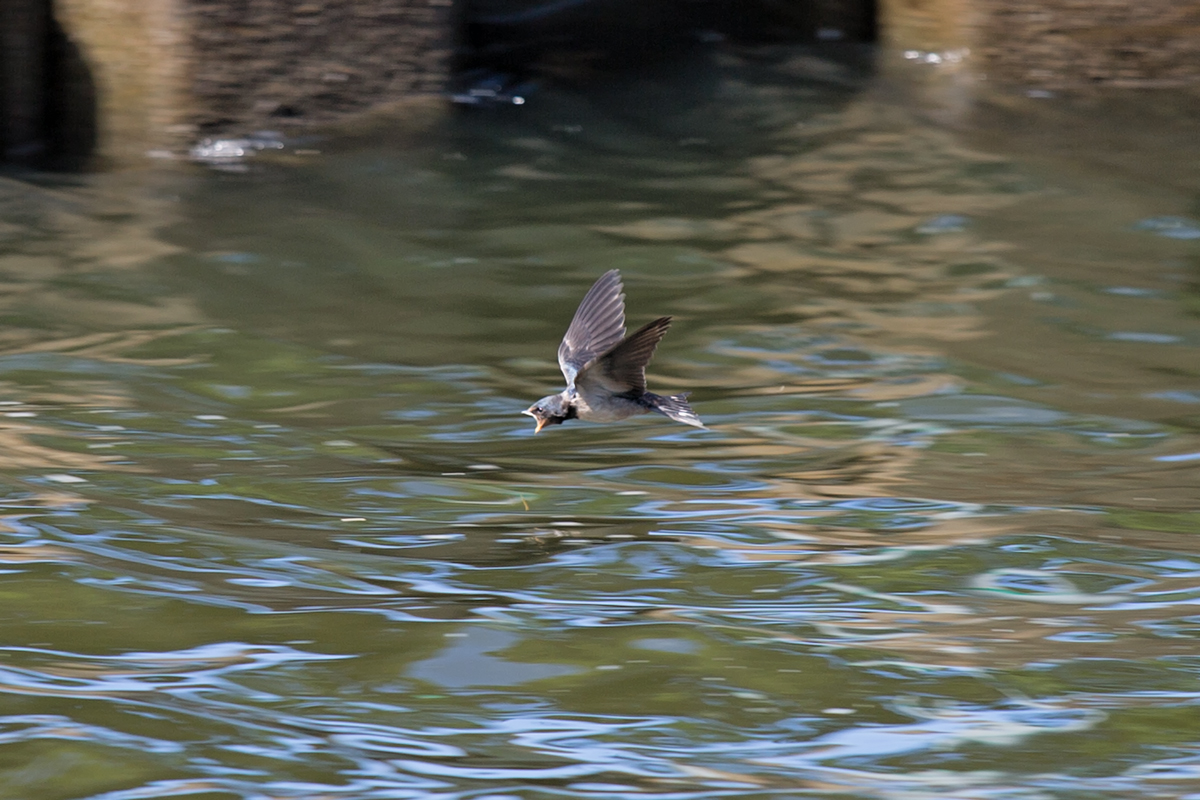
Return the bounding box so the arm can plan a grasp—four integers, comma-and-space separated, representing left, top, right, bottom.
879, 0, 975, 56
53, 0, 188, 165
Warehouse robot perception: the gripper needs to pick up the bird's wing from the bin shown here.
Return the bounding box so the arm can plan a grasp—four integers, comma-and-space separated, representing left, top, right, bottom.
557, 269, 626, 388
576, 316, 671, 397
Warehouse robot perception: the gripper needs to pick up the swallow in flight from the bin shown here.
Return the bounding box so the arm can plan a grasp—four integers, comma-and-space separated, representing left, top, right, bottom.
523, 269, 704, 433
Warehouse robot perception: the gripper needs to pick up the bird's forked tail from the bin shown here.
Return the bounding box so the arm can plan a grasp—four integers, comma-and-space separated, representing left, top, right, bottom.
648, 392, 705, 429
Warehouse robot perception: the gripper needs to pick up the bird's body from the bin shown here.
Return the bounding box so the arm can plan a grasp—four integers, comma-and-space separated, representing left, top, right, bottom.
523, 270, 704, 432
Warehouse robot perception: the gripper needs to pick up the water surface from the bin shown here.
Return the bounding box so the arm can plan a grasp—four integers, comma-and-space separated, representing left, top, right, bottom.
2, 47, 1200, 800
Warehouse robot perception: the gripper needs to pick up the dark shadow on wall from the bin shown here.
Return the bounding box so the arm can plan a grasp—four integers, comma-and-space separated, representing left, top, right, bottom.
458, 0, 878, 75
0, 0, 96, 171
43, 10, 97, 171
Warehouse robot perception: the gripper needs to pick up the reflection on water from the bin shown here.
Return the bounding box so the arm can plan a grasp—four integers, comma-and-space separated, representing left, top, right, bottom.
2, 46, 1200, 799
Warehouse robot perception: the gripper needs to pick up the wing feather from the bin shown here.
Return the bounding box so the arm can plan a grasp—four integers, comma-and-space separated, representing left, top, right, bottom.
578, 316, 671, 396
557, 269, 626, 387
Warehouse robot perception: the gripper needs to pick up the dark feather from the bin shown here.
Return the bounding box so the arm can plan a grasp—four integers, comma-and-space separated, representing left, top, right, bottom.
557, 269, 626, 388
585, 316, 671, 396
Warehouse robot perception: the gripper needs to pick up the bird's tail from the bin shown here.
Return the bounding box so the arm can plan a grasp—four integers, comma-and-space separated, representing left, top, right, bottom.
647, 392, 705, 429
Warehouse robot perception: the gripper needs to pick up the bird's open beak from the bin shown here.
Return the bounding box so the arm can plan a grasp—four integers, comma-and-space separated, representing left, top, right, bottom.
522, 409, 546, 434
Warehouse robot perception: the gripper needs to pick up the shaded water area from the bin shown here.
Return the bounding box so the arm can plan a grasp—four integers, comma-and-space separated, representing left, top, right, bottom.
3, 45, 1200, 799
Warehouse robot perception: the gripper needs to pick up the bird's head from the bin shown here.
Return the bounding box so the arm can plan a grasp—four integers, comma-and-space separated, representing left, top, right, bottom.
522, 394, 572, 433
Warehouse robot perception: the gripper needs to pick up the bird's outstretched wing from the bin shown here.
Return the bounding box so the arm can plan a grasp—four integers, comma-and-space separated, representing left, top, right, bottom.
558, 269, 626, 389
577, 316, 672, 397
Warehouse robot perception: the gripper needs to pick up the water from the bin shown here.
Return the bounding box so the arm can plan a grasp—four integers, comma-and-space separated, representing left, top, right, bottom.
2, 46, 1200, 799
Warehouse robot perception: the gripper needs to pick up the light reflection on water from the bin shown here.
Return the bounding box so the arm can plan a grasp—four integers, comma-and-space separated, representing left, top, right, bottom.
1, 46, 1200, 799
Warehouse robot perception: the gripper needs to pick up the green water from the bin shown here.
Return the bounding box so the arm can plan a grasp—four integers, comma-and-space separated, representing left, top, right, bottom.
2, 47, 1200, 799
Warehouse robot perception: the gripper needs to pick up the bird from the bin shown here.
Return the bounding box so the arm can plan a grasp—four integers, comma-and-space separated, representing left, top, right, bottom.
523, 269, 704, 433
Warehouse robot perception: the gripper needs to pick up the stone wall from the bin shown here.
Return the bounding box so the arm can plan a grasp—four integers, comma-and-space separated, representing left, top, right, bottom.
977, 0, 1200, 89
187, 0, 454, 133
882, 0, 1200, 89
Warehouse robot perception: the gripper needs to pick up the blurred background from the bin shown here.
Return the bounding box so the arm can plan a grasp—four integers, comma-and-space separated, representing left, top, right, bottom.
1, 1, 1200, 799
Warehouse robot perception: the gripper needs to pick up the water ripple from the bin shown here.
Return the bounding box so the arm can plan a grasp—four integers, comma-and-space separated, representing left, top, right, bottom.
2, 46, 1200, 800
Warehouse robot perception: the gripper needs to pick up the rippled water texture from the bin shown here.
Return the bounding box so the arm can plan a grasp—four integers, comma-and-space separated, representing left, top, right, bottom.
2, 49, 1200, 799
